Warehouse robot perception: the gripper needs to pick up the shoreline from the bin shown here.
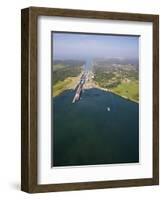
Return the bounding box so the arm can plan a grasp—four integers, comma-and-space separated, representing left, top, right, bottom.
53, 73, 139, 104
84, 81, 139, 104
53, 73, 82, 97
110, 91, 139, 104
53, 84, 139, 104
93, 86, 139, 104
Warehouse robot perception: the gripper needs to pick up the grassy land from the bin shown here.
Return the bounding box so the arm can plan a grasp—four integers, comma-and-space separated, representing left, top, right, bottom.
53, 64, 66, 71
53, 61, 83, 97
111, 81, 139, 102
53, 65, 83, 85
93, 67, 139, 102
53, 75, 81, 97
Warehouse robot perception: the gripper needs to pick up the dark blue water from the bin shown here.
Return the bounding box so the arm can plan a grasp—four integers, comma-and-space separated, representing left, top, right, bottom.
53, 88, 139, 167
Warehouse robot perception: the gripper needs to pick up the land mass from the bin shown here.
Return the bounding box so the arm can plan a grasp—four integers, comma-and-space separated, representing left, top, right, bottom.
93, 58, 139, 102
53, 60, 84, 96
53, 58, 139, 103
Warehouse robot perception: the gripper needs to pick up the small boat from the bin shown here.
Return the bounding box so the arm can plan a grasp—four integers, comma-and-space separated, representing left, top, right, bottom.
107, 107, 111, 111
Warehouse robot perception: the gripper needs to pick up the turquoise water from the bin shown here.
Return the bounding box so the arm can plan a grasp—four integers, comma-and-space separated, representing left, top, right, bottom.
52, 88, 139, 167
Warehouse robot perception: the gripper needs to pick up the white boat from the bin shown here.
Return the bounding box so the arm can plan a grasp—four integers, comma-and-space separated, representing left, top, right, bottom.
107, 107, 110, 111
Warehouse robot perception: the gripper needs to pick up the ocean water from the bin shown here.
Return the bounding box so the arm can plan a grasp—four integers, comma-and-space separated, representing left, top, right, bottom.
52, 88, 139, 167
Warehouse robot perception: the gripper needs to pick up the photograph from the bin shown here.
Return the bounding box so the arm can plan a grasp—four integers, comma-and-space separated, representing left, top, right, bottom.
52, 32, 139, 167
21, 7, 159, 193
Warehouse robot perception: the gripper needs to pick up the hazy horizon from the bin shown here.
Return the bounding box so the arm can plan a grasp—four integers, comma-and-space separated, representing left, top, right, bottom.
52, 32, 139, 61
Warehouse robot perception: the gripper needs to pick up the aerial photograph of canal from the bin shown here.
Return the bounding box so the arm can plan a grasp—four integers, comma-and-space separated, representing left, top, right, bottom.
52, 31, 139, 167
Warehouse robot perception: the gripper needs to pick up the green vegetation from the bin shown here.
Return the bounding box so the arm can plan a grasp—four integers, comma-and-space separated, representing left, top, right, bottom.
112, 81, 139, 102
53, 60, 84, 96
93, 62, 139, 102
54, 59, 84, 67
94, 71, 121, 89
53, 64, 67, 71
53, 65, 82, 85
53, 77, 79, 96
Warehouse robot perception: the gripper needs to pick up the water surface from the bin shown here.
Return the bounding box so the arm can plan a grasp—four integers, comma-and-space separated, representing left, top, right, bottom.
53, 88, 139, 167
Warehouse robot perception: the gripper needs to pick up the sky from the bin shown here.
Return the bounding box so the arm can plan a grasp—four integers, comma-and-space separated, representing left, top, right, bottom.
52, 32, 139, 61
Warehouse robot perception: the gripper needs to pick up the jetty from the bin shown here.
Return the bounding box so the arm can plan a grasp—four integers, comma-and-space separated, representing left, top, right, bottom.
72, 71, 88, 103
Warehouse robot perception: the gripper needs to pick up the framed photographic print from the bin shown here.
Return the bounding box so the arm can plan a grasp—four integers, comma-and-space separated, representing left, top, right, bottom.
21, 7, 159, 193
